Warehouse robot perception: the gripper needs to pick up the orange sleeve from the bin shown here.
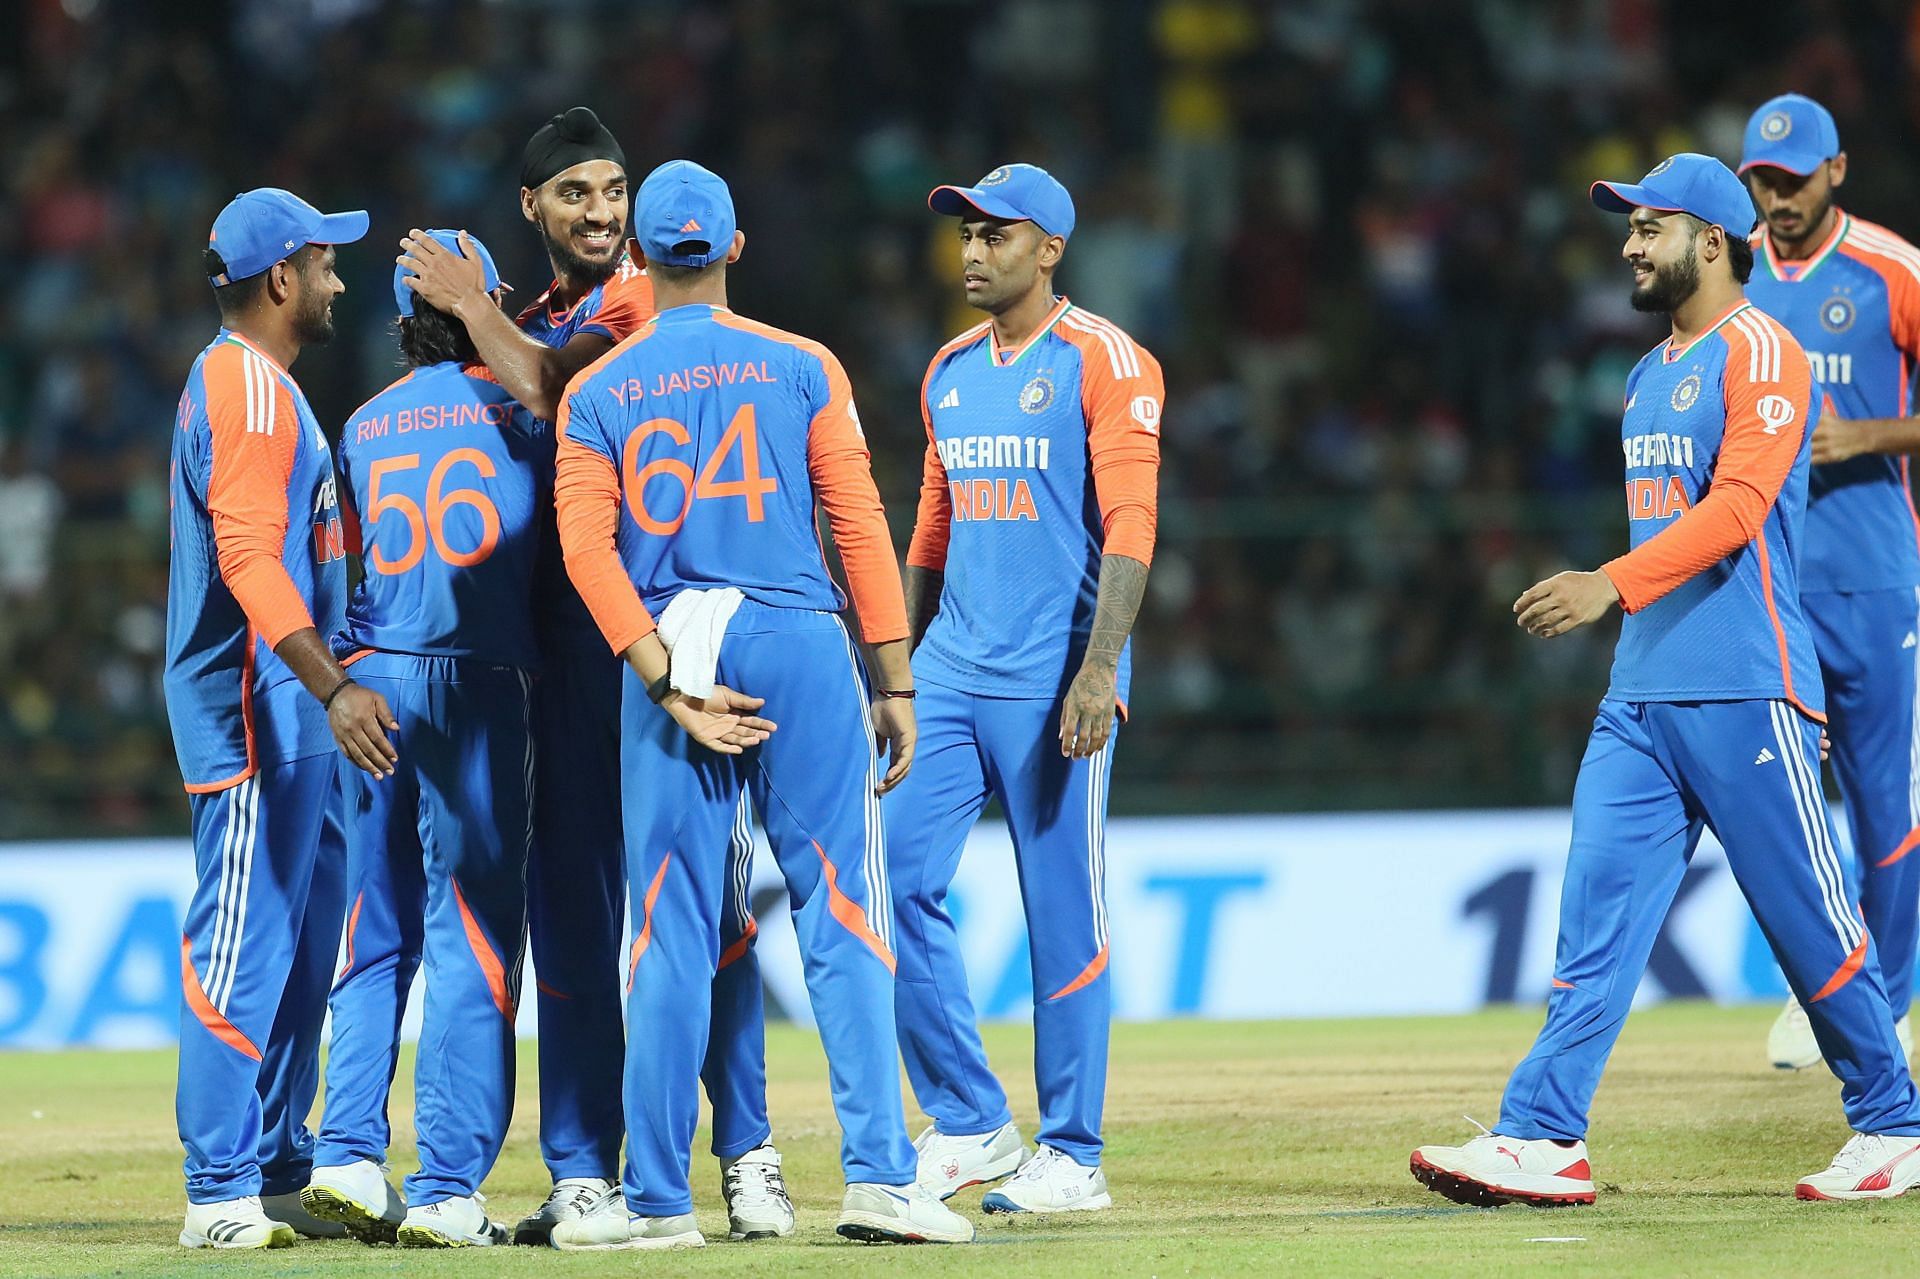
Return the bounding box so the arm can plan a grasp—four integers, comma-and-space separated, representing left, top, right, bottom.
554, 389, 656, 652
204, 344, 317, 649
905, 365, 952, 571
580, 264, 656, 343
1602, 320, 1813, 612
1840, 228, 1920, 358
807, 349, 909, 644
1075, 324, 1164, 565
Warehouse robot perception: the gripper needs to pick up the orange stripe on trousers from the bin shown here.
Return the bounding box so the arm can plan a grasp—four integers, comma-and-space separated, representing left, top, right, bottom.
451, 879, 515, 1018
627, 855, 672, 990
813, 841, 895, 974
1048, 943, 1110, 1001
180, 937, 261, 1060
1810, 935, 1870, 1003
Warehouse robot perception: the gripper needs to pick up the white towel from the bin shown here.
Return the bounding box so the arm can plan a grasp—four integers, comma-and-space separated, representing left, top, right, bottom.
656, 587, 745, 700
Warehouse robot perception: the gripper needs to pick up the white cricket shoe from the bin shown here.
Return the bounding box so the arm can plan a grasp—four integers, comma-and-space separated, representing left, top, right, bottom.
179, 1195, 297, 1249
396, 1194, 508, 1247
1410, 1126, 1595, 1207
262, 1190, 345, 1238
301, 1160, 406, 1244
511, 1177, 619, 1246
836, 1181, 974, 1243
721, 1143, 796, 1239
1796, 1133, 1920, 1201
1769, 997, 1824, 1071
549, 1204, 705, 1251
980, 1146, 1111, 1214
914, 1121, 1026, 1200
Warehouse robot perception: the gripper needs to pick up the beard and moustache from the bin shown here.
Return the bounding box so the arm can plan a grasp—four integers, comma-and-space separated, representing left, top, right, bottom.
542, 218, 624, 290
291, 274, 335, 345
1630, 244, 1701, 314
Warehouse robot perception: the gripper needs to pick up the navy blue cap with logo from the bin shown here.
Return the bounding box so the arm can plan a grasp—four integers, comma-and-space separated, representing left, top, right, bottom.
207, 188, 369, 285
635, 160, 736, 268
1590, 153, 1758, 238
928, 164, 1077, 240
1739, 94, 1842, 177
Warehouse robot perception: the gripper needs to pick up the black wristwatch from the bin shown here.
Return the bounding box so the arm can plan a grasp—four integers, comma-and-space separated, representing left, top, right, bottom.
646, 673, 672, 705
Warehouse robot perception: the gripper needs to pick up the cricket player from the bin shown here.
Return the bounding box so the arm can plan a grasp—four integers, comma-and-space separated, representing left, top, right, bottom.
1410, 155, 1920, 1206
299, 232, 537, 1248
1738, 93, 1920, 1070
398, 108, 789, 1242
548, 159, 972, 1248
164, 188, 380, 1247
888, 164, 1162, 1214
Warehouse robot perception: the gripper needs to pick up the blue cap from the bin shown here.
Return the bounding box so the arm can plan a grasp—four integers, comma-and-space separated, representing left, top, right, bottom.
1739, 93, 1842, 177
634, 160, 736, 268
929, 164, 1076, 240
395, 230, 504, 317
208, 188, 369, 284
1590, 153, 1757, 238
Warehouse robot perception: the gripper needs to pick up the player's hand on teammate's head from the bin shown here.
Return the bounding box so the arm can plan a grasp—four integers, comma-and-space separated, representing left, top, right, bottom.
1059, 661, 1119, 759
662, 685, 776, 755
871, 697, 917, 794
396, 228, 488, 312
1514, 569, 1621, 639
329, 683, 400, 779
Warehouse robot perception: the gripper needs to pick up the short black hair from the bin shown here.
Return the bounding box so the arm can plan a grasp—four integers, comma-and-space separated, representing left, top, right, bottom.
205, 244, 319, 319
1679, 214, 1754, 285
397, 298, 479, 368
643, 258, 723, 287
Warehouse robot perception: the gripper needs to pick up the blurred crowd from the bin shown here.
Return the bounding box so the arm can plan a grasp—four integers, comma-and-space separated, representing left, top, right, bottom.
5, 0, 1920, 835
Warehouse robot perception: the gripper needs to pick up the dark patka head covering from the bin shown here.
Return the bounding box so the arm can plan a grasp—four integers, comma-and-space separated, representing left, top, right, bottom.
520, 106, 626, 189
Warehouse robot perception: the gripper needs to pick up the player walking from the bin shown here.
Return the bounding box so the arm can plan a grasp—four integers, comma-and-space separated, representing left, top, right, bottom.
549, 159, 972, 1248
299, 233, 536, 1247
165, 188, 381, 1248
888, 164, 1163, 1214
1737, 94, 1920, 1070
1409, 155, 1920, 1205
398, 109, 789, 1242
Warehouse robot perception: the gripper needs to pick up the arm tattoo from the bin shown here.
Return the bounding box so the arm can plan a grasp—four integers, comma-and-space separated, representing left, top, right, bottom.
1081, 554, 1149, 671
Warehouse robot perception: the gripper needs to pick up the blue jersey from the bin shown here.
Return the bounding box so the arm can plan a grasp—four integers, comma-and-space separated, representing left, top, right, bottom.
516, 249, 656, 650
334, 361, 547, 669
1605, 301, 1826, 718
1746, 211, 1920, 593
554, 303, 908, 651
165, 331, 347, 791
906, 300, 1163, 702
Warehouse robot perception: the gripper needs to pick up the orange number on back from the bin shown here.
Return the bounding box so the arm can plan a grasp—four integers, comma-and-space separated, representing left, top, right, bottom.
365, 450, 502, 574
366, 454, 426, 575
622, 417, 696, 534
621, 405, 778, 534
695, 404, 778, 522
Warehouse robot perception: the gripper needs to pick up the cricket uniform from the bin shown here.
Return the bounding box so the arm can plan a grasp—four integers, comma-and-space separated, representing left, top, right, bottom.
1746, 210, 1920, 1019
311, 360, 543, 1204
164, 330, 350, 1203
517, 250, 770, 1176
1498, 300, 1920, 1139
555, 300, 913, 1214
890, 298, 1164, 1167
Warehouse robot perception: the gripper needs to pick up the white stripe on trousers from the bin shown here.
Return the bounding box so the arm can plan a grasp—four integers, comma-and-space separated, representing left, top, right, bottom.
1083, 736, 1114, 951
206, 776, 260, 1014
1768, 700, 1863, 951
1908, 588, 1920, 831
833, 618, 890, 951
729, 790, 754, 934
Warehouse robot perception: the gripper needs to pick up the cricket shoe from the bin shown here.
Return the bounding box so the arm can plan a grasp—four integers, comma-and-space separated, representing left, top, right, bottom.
981, 1145, 1111, 1214
914, 1121, 1026, 1200
179, 1195, 297, 1249
549, 1205, 705, 1251
1795, 1133, 1920, 1201
1768, 997, 1823, 1071
1409, 1125, 1595, 1207
301, 1159, 406, 1243
721, 1143, 796, 1239
836, 1182, 975, 1243
512, 1177, 619, 1246
261, 1190, 346, 1238
397, 1193, 508, 1247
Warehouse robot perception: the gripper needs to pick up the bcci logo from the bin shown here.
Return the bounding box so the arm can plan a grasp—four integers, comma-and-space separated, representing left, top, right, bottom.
1761, 111, 1793, 141
1019, 375, 1054, 414
1670, 374, 1702, 412
1820, 294, 1856, 334
1646, 156, 1676, 178
981, 166, 1012, 186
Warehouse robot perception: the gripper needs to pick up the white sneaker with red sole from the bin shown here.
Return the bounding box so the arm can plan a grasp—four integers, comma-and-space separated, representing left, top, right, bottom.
1410, 1124, 1595, 1207
1796, 1133, 1920, 1201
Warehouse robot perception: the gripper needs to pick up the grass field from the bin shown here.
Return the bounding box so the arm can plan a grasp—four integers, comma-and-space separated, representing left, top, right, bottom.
1, 1003, 1914, 1277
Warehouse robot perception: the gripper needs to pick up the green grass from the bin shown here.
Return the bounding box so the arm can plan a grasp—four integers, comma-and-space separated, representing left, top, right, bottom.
0, 1004, 1913, 1277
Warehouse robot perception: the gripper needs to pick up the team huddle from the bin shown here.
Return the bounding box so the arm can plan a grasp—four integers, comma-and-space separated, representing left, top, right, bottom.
161, 105, 1162, 1250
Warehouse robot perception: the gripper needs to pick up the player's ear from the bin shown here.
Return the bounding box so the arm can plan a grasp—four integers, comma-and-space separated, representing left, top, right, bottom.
1039, 233, 1065, 270
520, 187, 539, 225
266, 258, 294, 306
1828, 152, 1848, 190
726, 229, 746, 265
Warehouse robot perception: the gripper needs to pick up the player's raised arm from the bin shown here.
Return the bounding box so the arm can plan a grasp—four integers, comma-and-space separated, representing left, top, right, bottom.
904, 366, 954, 649
1601, 317, 1813, 613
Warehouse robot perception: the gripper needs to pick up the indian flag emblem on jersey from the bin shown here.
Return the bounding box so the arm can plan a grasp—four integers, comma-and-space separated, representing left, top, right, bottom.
1821, 294, 1856, 334
1019, 375, 1055, 414
1670, 374, 1702, 412
1761, 111, 1793, 141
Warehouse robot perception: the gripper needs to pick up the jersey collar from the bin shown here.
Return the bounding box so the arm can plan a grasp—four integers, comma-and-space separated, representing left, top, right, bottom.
1760, 209, 1849, 283
1663, 299, 1751, 363
220, 329, 290, 377
990, 295, 1072, 367
532, 240, 639, 324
